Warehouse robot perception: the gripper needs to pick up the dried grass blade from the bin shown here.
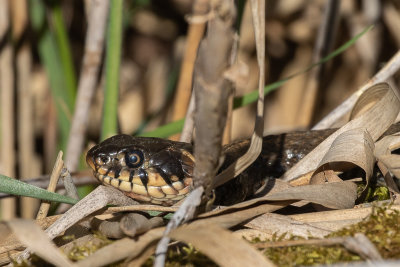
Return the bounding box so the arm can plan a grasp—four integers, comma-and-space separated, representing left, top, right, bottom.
207, 180, 357, 215
169, 224, 275, 267
261, 181, 357, 209
244, 213, 332, 239
213, 0, 265, 188
7, 219, 75, 267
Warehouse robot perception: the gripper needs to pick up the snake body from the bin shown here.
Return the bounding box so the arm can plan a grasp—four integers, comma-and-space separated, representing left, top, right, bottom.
86, 128, 340, 206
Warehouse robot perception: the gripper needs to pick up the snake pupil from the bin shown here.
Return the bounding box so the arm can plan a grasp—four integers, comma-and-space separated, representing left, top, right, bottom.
125, 150, 144, 168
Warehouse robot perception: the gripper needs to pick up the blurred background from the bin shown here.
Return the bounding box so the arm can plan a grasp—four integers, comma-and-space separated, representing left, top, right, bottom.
0, 0, 399, 219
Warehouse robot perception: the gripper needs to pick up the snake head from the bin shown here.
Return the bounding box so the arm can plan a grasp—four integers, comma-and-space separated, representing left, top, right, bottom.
86, 134, 194, 205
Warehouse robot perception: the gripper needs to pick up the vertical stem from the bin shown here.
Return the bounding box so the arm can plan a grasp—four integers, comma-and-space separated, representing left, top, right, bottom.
51, 2, 77, 106
29, 0, 71, 150
0, 0, 16, 219
65, 0, 109, 172
101, 0, 123, 140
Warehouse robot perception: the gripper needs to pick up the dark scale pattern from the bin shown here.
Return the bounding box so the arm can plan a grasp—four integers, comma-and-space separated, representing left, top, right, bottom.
87, 123, 400, 206
149, 149, 189, 184
214, 129, 336, 205
138, 169, 149, 188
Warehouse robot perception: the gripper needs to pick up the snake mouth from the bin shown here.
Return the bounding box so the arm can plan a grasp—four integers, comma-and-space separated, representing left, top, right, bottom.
87, 156, 193, 205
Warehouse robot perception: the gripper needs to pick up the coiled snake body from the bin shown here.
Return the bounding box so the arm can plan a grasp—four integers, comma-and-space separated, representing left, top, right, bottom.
86, 129, 341, 206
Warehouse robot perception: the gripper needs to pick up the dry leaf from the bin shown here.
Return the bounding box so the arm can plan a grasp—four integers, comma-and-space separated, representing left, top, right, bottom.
309, 128, 375, 201
375, 133, 400, 182
7, 219, 75, 267
261, 181, 357, 209
244, 213, 332, 238
283, 83, 400, 182
169, 223, 275, 267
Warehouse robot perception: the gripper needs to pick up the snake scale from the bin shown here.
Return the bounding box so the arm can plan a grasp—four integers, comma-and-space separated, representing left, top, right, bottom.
86, 124, 400, 206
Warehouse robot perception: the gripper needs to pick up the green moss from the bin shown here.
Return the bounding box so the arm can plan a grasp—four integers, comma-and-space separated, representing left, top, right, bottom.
329, 204, 400, 258
256, 203, 400, 266
63, 232, 113, 261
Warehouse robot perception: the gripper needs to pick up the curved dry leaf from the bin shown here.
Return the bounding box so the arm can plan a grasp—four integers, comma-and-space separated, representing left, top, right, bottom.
374, 133, 400, 193
375, 133, 400, 178
283, 83, 400, 182
7, 219, 74, 267
315, 128, 374, 179
310, 128, 375, 199
169, 223, 275, 267
375, 133, 400, 156
377, 155, 400, 179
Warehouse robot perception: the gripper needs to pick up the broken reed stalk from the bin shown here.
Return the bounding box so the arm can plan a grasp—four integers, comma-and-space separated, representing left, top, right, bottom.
11, 0, 38, 219
65, 0, 109, 172
172, 0, 208, 141
154, 1, 237, 266
180, 93, 196, 143
36, 151, 64, 219
192, 0, 236, 196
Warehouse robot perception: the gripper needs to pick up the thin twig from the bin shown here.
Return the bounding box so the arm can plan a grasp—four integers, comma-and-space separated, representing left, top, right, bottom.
106, 205, 178, 213
60, 167, 79, 200
36, 151, 64, 219
171, 0, 208, 141
179, 93, 196, 143
65, 0, 109, 172
153, 187, 204, 267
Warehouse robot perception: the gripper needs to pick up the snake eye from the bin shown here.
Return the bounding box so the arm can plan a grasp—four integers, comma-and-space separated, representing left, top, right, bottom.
95, 155, 110, 165
125, 150, 144, 168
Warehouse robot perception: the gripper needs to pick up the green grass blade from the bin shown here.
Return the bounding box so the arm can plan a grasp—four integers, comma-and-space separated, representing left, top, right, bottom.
29, 0, 72, 149
141, 25, 374, 138
101, 1, 123, 140
51, 2, 77, 107
139, 119, 184, 138
0, 175, 78, 205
